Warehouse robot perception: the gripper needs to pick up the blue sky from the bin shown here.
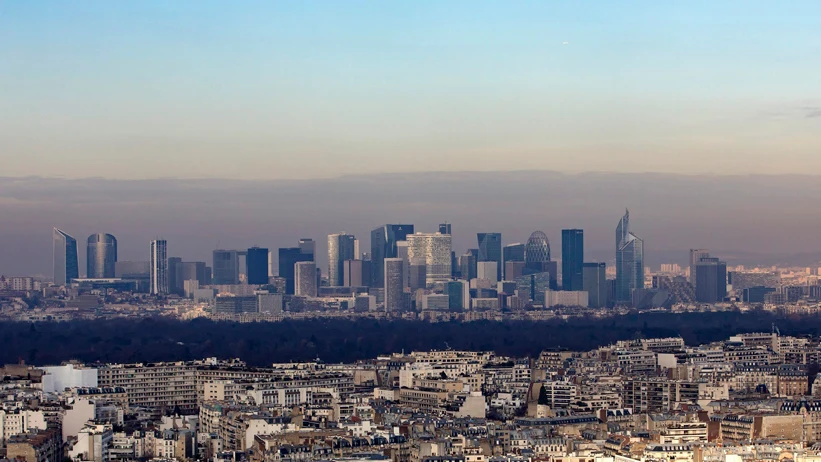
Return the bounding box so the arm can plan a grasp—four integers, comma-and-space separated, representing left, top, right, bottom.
1, 1, 819, 179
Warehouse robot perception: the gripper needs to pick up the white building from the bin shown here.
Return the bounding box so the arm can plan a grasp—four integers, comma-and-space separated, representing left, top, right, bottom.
42, 364, 98, 393
407, 233, 452, 283
544, 290, 589, 308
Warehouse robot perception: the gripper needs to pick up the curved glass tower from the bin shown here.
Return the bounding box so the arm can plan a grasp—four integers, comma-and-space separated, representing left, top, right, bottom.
87, 233, 118, 279
53, 228, 79, 286
328, 233, 356, 287
525, 231, 551, 270
615, 209, 644, 304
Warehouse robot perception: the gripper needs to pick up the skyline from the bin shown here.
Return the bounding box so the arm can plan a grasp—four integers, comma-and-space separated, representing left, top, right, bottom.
2, 1, 821, 179
5, 170, 821, 277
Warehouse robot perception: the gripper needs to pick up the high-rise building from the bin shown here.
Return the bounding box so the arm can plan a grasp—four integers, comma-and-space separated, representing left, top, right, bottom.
477, 261, 499, 284
167, 257, 182, 295
446, 280, 469, 311
278, 246, 313, 295
86, 233, 117, 279
503, 243, 525, 280
561, 229, 584, 291
384, 258, 406, 311
615, 209, 644, 304
695, 257, 727, 303
328, 233, 356, 287
583, 262, 607, 308
246, 247, 269, 285
460, 252, 478, 281
505, 261, 526, 281
370, 224, 414, 287
343, 259, 370, 287
177, 261, 208, 288
477, 233, 503, 281
53, 228, 79, 285
149, 239, 168, 295
407, 232, 452, 284
515, 272, 551, 304
525, 231, 551, 274
295, 261, 317, 297
438, 223, 452, 235
689, 249, 710, 285
212, 250, 240, 285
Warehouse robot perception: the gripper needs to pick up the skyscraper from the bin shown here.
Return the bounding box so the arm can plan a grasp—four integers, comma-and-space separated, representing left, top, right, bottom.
370, 224, 414, 287
150, 239, 168, 295
407, 232, 452, 284
167, 257, 182, 295
460, 252, 478, 281
695, 257, 727, 303
343, 259, 370, 287
438, 223, 452, 235
477, 233, 503, 281
525, 231, 551, 273
212, 250, 240, 285
384, 258, 405, 311
86, 233, 117, 279
561, 229, 584, 291
53, 228, 79, 285
295, 261, 317, 297
615, 209, 644, 304
246, 247, 269, 285
503, 243, 525, 280
583, 262, 607, 308
278, 245, 313, 295
299, 239, 315, 258
328, 233, 356, 287
689, 249, 710, 285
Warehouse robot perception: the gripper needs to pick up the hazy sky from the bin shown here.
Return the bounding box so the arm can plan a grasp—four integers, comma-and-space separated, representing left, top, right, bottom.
2, 1, 820, 179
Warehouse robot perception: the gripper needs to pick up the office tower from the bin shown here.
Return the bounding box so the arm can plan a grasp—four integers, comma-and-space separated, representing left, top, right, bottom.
407, 232, 452, 284
515, 272, 551, 304
149, 239, 168, 295
439, 223, 452, 235
328, 233, 356, 287
477, 233, 503, 281
86, 233, 117, 279
525, 231, 551, 273
583, 262, 607, 308
167, 257, 182, 295
295, 261, 317, 297
503, 243, 525, 280
278, 246, 313, 294
246, 247, 269, 285
370, 224, 414, 287
561, 229, 584, 291
53, 228, 79, 285
258, 293, 283, 314
477, 261, 498, 284
615, 209, 645, 304
344, 259, 369, 287
505, 261, 526, 281
446, 280, 469, 311
460, 252, 477, 280
689, 249, 710, 285
178, 261, 207, 287
212, 250, 240, 285
299, 239, 315, 258
695, 257, 727, 303
384, 258, 406, 311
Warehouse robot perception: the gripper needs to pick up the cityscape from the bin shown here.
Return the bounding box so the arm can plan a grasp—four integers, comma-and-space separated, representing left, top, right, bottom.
4, 1, 821, 462
4, 206, 821, 323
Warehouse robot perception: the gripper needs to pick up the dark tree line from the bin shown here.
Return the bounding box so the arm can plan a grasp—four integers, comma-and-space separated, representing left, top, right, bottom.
1, 309, 819, 367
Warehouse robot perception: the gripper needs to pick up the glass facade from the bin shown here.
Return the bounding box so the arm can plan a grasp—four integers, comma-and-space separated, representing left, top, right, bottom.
561, 229, 584, 291
525, 231, 551, 273
328, 233, 356, 287
407, 232, 452, 284
150, 239, 168, 295
87, 233, 117, 279
246, 246, 270, 285
370, 224, 414, 288
53, 228, 79, 285
615, 209, 644, 304
477, 232, 503, 281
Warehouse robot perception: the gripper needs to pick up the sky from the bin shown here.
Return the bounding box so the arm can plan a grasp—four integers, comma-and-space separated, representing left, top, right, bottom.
1, 1, 820, 179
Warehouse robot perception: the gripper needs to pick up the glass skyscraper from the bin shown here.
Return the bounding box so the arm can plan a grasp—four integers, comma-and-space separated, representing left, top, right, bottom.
370, 224, 414, 287
278, 246, 313, 294
150, 239, 168, 295
212, 249, 240, 285
477, 232, 502, 281
87, 233, 117, 279
525, 231, 551, 273
407, 232, 452, 284
328, 233, 356, 287
246, 246, 269, 285
561, 229, 584, 291
53, 228, 79, 286
615, 209, 644, 304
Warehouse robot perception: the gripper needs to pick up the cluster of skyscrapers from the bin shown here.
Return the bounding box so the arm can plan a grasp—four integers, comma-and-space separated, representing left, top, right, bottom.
51, 209, 656, 309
